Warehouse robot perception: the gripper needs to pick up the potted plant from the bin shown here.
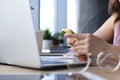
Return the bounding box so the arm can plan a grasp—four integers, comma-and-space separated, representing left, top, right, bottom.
42, 29, 53, 49
43, 29, 52, 40
52, 32, 64, 46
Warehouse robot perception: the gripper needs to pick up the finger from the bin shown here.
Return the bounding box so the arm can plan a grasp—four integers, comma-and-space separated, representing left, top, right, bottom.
73, 39, 86, 46
64, 33, 88, 40
73, 50, 87, 56
74, 50, 92, 59
71, 45, 86, 51
73, 51, 84, 56
66, 39, 73, 46
67, 38, 76, 46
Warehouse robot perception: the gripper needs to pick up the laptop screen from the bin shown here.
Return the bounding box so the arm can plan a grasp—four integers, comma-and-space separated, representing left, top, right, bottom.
0, 0, 41, 68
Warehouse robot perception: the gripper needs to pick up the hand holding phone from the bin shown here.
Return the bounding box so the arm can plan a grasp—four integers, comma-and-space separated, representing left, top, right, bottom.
61, 29, 78, 45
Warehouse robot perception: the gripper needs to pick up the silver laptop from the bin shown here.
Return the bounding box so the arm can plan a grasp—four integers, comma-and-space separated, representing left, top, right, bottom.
0, 0, 71, 69
0, 0, 86, 69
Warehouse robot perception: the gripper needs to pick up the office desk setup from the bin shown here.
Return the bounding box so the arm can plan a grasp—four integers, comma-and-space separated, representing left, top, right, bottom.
0, 0, 120, 80
0, 62, 120, 80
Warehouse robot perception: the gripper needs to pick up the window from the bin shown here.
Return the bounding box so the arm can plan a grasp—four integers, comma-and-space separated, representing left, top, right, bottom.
40, 0, 56, 33
67, 0, 79, 33
39, 0, 79, 33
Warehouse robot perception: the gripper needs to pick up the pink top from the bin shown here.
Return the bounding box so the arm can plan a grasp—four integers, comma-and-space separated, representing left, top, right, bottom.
113, 21, 120, 46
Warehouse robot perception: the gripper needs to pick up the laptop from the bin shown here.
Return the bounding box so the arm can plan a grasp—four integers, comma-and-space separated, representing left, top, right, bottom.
0, 0, 86, 69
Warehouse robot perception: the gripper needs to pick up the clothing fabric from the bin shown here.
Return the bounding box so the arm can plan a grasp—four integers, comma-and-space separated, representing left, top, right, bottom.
78, 0, 109, 34
113, 21, 120, 46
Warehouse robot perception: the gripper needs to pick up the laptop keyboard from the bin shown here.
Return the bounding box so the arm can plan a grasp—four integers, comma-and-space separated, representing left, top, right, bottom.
40, 56, 67, 65
41, 60, 66, 65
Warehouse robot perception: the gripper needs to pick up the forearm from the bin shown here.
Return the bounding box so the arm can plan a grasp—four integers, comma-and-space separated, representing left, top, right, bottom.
105, 43, 120, 55
93, 15, 115, 41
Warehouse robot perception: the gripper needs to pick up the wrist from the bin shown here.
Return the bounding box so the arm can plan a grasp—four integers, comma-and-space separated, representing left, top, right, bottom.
103, 42, 112, 54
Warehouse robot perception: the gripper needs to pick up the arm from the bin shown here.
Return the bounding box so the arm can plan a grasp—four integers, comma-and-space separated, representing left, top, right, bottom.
64, 14, 120, 58
93, 15, 116, 41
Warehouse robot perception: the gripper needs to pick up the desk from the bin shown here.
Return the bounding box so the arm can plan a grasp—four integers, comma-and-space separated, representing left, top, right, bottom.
0, 64, 120, 80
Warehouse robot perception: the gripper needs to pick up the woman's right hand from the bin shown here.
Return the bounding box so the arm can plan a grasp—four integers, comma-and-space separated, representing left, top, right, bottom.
64, 33, 110, 57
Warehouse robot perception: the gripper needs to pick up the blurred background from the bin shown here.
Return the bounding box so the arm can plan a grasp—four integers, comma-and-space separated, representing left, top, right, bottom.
30, 0, 110, 48
30, 0, 109, 33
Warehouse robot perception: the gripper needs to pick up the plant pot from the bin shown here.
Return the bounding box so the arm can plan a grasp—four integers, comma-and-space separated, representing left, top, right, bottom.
53, 39, 59, 45
42, 40, 53, 49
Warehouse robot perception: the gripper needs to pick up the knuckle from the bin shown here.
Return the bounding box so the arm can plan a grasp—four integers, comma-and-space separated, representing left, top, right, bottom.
77, 34, 81, 38
86, 38, 91, 43
86, 33, 92, 38
85, 34, 93, 43
85, 44, 91, 53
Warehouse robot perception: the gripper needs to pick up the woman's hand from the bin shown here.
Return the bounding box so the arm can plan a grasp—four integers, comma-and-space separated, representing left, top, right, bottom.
65, 33, 110, 57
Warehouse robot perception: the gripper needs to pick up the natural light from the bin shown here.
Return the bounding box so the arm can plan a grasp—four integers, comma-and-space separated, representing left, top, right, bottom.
40, 0, 55, 32
67, 0, 79, 33
40, 0, 78, 33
